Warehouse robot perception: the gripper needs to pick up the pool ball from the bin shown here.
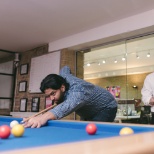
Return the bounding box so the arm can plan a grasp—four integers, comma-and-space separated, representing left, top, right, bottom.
119, 127, 134, 135
0, 125, 11, 139
86, 123, 97, 135
11, 124, 25, 137
10, 120, 19, 128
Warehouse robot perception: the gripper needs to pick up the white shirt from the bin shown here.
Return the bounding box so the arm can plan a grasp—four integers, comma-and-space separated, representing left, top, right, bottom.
141, 72, 154, 112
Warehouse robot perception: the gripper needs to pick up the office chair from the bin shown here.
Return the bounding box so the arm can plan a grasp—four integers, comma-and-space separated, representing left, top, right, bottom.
140, 106, 151, 124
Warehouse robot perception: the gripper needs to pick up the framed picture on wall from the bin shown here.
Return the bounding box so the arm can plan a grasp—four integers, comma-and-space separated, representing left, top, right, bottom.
20, 63, 28, 75
19, 81, 27, 92
20, 98, 27, 112
106, 86, 121, 99
45, 97, 53, 109
31, 97, 40, 112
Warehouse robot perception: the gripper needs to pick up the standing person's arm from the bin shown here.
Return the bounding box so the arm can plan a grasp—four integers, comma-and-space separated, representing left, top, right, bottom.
141, 76, 154, 106
149, 97, 154, 105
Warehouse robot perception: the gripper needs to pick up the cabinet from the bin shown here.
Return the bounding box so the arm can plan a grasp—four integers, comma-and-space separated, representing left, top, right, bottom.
115, 99, 141, 123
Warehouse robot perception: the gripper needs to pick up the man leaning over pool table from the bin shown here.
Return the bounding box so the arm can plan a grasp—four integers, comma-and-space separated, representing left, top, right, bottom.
23, 66, 117, 128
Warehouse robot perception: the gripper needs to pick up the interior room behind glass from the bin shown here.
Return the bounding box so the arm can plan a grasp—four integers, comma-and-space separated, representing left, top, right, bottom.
82, 34, 154, 124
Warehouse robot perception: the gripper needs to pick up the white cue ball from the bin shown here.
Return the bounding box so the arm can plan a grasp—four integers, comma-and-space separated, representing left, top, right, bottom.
10, 120, 19, 128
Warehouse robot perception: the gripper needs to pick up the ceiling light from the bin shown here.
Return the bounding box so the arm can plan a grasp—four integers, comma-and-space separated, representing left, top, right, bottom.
122, 57, 126, 61
87, 63, 90, 66
102, 60, 106, 64
114, 59, 117, 63
132, 85, 138, 89
147, 52, 150, 58
136, 54, 139, 59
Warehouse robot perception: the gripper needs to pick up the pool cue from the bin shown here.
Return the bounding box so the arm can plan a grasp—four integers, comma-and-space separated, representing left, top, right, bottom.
21, 104, 57, 123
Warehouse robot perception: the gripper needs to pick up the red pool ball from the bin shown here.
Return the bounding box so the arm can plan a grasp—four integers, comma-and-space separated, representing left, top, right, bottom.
86, 123, 97, 135
0, 125, 11, 139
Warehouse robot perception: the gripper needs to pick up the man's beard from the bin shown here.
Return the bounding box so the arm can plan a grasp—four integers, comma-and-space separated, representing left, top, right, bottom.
53, 95, 64, 105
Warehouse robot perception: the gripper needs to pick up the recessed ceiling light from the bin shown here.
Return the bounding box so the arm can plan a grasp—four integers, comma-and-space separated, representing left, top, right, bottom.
102, 60, 106, 64
147, 53, 150, 58
136, 52, 140, 59
122, 57, 126, 61
114, 59, 117, 63
87, 63, 90, 66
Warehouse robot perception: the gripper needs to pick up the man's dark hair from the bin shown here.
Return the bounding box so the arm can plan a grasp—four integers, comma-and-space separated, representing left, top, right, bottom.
40, 74, 69, 93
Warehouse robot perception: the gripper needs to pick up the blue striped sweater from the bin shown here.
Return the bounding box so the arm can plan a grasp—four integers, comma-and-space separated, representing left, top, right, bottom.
50, 66, 117, 120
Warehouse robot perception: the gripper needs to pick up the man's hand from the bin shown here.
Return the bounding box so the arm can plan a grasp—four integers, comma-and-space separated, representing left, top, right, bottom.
22, 111, 55, 128
149, 97, 154, 106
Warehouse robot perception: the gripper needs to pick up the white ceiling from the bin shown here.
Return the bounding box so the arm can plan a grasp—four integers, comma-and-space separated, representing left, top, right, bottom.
1, 0, 154, 52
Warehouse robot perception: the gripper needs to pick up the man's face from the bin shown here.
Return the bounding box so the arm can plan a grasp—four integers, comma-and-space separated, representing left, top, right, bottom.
44, 85, 65, 104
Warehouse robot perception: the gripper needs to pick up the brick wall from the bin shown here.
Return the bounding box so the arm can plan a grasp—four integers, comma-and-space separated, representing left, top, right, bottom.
14, 45, 49, 112
13, 46, 77, 120
60, 49, 76, 120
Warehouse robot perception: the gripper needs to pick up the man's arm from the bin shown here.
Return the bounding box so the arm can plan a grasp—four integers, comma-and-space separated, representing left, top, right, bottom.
149, 97, 154, 106
141, 76, 153, 106
60, 66, 71, 76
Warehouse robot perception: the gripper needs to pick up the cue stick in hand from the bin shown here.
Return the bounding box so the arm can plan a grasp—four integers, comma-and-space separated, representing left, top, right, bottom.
21, 104, 57, 123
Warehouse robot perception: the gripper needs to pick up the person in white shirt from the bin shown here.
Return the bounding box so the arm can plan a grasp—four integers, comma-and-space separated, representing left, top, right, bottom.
141, 72, 154, 124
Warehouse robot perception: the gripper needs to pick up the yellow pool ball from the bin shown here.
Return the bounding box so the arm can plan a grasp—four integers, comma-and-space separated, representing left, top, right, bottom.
11, 124, 25, 137
119, 127, 134, 136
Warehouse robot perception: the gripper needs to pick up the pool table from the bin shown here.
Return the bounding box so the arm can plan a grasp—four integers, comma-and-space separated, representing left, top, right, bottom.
1, 116, 154, 154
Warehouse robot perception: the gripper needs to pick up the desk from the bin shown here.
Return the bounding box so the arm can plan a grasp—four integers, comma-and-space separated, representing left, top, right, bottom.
1, 116, 154, 154
115, 115, 140, 123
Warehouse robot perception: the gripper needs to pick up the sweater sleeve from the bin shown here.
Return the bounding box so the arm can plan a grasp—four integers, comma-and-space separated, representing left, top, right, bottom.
49, 91, 85, 119
60, 66, 71, 76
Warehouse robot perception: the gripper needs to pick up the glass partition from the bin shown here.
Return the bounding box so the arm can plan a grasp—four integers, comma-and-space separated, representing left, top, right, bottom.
83, 41, 129, 122
76, 33, 154, 124
84, 41, 127, 99
126, 34, 154, 124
